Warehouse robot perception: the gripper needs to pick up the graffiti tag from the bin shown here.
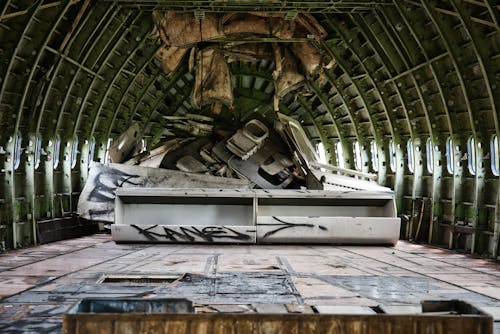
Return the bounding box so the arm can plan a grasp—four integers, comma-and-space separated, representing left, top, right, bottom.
261, 216, 328, 238
131, 224, 253, 242
88, 166, 140, 202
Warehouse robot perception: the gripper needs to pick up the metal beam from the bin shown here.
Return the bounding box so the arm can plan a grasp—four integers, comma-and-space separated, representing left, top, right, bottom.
102, 0, 392, 13
0, 1, 74, 22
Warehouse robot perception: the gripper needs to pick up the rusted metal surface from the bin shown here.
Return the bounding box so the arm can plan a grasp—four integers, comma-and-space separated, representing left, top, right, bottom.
68, 298, 193, 314
63, 312, 493, 334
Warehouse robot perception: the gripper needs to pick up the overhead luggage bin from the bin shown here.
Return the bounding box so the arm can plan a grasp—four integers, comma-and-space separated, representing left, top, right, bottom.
111, 188, 400, 245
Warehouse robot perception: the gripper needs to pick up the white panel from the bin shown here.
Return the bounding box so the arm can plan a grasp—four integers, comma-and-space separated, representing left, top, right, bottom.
256, 216, 400, 245
112, 224, 256, 244
257, 205, 388, 217
121, 204, 254, 226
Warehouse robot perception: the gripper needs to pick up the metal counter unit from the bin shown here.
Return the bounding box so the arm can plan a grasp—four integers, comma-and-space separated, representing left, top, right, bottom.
111, 188, 400, 245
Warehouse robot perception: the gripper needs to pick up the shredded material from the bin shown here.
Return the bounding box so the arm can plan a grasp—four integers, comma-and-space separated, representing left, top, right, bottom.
192, 48, 233, 108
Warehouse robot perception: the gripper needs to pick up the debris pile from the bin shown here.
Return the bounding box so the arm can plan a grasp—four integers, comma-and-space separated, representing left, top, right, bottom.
78, 114, 320, 222
78, 114, 390, 223
108, 114, 315, 190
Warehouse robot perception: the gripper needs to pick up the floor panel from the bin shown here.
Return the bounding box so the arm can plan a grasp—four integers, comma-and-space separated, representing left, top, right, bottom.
0, 234, 499, 333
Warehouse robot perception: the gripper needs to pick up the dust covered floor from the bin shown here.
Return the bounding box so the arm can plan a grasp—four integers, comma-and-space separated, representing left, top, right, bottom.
0, 234, 499, 333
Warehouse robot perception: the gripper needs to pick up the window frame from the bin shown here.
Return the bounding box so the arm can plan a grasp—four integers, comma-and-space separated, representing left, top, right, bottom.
104, 138, 113, 164
353, 140, 362, 171
491, 135, 499, 176
13, 133, 22, 170
407, 139, 415, 174
53, 136, 61, 169
315, 142, 328, 165
446, 137, 454, 175
467, 136, 476, 175
34, 135, 42, 170
336, 141, 345, 168
426, 138, 434, 174
87, 137, 96, 168
388, 140, 396, 172
370, 140, 379, 172
70, 136, 79, 169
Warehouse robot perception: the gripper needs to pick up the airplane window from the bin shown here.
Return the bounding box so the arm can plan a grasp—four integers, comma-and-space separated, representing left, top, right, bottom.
407, 140, 415, 174
140, 138, 147, 153
104, 138, 113, 164
426, 138, 434, 174
316, 142, 328, 164
53, 136, 61, 169
467, 136, 476, 175
389, 140, 396, 172
371, 141, 379, 172
34, 135, 42, 170
492, 135, 499, 176
446, 137, 454, 174
88, 138, 95, 168
13, 133, 22, 170
336, 142, 345, 168
71, 136, 79, 169
353, 140, 362, 171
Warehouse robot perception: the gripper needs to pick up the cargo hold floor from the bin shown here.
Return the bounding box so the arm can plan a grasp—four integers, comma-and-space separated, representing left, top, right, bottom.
0, 234, 499, 333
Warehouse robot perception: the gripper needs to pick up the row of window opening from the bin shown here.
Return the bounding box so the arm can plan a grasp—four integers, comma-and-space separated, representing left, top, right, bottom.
319, 135, 499, 177
5, 135, 100, 171
5, 134, 500, 177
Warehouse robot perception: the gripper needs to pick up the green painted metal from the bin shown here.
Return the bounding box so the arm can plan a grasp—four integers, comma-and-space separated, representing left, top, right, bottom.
35, 3, 118, 137
306, 81, 346, 150
297, 95, 336, 165
103, 0, 392, 12
390, 1, 452, 244
70, 9, 137, 141
444, 1, 495, 254
88, 15, 153, 139
0, 1, 67, 22
0, 0, 498, 256
104, 46, 161, 140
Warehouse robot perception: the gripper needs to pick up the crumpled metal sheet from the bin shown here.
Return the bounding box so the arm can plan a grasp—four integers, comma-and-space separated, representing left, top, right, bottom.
108, 123, 141, 163
153, 11, 324, 46
192, 48, 233, 108
175, 155, 208, 173
152, 10, 332, 108
124, 138, 191, 166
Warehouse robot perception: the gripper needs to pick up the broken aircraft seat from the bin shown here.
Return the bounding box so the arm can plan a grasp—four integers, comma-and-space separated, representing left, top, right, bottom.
226, 119, 269, 160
